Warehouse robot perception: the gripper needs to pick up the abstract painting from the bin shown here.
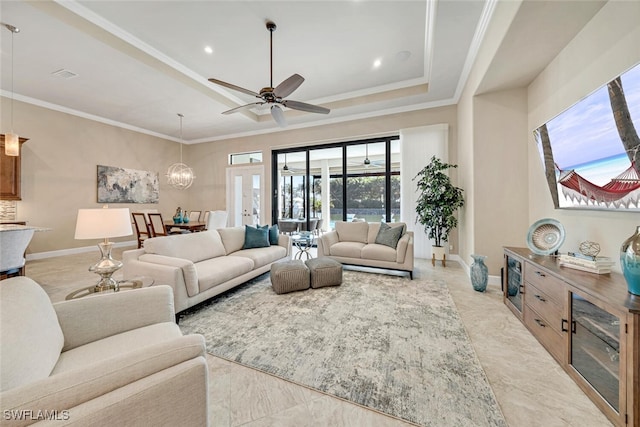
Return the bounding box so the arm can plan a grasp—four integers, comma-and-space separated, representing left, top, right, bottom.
97, 165, 159, 204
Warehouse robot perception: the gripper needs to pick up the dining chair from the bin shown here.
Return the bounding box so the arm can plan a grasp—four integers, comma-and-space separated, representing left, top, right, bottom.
206, 210, 228, 230
313, 218, 323, 236
202, 211, 210, 226
148, 213, 169, 237
132, 212, 152, 248
278, 220, 298, 235
188, 210, 202, 222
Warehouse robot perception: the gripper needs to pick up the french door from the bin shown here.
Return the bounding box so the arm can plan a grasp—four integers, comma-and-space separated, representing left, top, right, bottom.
226, 165, 265, 227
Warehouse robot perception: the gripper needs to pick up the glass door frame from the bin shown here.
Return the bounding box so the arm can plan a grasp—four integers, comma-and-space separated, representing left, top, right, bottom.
271, 135, 400, 230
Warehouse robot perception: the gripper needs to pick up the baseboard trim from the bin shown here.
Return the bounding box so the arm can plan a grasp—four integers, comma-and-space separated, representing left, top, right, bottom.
26, 240, 137, 261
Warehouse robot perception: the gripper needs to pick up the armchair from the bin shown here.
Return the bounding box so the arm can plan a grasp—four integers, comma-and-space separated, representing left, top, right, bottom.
0, 277, 209, 426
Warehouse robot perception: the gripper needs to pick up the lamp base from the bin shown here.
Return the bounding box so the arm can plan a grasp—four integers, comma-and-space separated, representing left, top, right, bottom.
89, 241, 123, 292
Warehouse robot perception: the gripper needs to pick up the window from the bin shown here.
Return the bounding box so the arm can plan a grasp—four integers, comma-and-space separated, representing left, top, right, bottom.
272, 136, 400, 231
229, 151, 263, 165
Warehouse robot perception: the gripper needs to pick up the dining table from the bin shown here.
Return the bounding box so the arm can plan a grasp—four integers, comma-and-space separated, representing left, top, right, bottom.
164, 220, 207, 233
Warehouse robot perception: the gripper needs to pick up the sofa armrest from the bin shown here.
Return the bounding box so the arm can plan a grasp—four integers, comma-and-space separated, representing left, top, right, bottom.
278, 234, 291, 257
318, 231, 339, 256
396, 232, 414, 264
54, 286, 175, 352
0, 335, 207, 425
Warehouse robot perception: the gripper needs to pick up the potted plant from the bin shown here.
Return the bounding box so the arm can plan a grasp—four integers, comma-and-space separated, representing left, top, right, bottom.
414, 156, 465, 266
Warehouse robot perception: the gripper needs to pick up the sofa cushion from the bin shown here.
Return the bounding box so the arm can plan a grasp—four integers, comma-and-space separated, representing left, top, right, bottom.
268, 224, 279, 245
0, 277, 64, 391
217, 227, 246, 254
375, 222, 404, 249
361, 243, 398, 262
330, 241, 366, 258
367, 222, 406, 244
195, 256, 255, 293
144, 230, 226, 263
230, 246, 287, 269
243, 225, 270, 249
335, 221, 369, 244
51, 322, 182, 375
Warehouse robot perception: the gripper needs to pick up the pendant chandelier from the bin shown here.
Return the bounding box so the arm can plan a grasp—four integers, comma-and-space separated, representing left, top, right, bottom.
166, 113, 195, 190
3, 23, 21, 156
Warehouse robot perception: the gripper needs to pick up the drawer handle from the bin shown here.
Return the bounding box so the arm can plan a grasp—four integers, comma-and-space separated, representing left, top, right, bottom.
561, 319, 568, 332
519, 285, 525, 294
534, 318, 546, 328
535, 271, 546, 278
534, 294, 546, 302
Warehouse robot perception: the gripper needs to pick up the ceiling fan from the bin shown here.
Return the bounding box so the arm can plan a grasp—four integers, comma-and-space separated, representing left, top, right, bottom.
208, 21, 330, 127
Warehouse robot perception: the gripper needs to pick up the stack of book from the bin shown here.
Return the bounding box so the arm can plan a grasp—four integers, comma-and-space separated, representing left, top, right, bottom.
557, 252, 615, 274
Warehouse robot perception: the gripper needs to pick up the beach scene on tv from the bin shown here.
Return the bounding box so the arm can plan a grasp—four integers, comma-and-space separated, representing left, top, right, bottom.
534, 62, 640, 211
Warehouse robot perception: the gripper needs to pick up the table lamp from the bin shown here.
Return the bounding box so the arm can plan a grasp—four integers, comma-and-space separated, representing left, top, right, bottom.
74, 207, 132, 292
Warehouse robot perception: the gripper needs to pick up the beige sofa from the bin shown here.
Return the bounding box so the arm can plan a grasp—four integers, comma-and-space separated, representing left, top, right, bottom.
0, 277, 209, 426
123, 227, 291, 314
317, 221, 414, 278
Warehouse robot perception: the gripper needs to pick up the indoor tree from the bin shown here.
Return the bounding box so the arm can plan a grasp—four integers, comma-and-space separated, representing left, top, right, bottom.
414, 156, 465, 249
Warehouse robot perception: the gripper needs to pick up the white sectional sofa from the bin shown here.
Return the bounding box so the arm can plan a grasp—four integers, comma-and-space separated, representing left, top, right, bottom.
317, 221, 414, 278
123, 227, 291, 314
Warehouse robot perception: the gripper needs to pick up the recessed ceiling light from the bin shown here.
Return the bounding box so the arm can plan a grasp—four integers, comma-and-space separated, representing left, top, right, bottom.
204, 46, 213, 54
373, 58, 382, 69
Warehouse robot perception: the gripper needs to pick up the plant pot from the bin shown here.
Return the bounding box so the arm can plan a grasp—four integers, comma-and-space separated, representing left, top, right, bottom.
432, 245, 447, 267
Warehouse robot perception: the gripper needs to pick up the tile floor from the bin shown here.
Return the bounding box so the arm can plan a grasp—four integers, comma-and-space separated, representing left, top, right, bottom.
25, 247, 612, 427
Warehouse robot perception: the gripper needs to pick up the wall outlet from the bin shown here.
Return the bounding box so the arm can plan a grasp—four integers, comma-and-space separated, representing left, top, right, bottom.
449, 245, 453, 251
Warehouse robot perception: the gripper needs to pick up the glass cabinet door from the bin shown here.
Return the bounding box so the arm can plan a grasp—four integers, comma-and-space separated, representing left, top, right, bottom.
505, 255, 523, 313
570, 292, 620, 412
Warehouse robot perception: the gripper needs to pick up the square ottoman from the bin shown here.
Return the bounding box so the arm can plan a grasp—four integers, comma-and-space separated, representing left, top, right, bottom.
305, 258, 343, 289
270, 260, 310, 294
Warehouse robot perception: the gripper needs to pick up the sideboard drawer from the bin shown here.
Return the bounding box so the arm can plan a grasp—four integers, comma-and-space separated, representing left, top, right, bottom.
524, 303, 564, 363
524, 262, 565, 304
526, 282, 563, 335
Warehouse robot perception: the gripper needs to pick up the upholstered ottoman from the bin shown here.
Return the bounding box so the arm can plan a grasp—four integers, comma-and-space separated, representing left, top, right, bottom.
305, 258, 343, 289
270, 260, 310, 294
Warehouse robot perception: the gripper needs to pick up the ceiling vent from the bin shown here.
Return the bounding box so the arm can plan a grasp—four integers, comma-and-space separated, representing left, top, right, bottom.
51, 69, 78, 79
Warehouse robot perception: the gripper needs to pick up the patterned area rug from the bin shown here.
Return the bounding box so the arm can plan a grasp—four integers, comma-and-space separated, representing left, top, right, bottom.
179, 270, 507, 427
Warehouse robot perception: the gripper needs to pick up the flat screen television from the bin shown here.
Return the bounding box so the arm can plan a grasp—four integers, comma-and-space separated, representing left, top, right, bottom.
533, 62, 640, 211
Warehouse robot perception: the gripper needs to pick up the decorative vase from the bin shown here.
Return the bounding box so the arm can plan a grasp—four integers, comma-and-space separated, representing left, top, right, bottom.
183, 216, 190, 224
470, 254, 488, 292
173, 209, 183, 224
621, 226, 640, 296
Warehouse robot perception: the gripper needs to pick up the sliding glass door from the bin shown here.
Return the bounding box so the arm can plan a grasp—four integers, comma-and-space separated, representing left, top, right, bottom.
272, 136, 400, 232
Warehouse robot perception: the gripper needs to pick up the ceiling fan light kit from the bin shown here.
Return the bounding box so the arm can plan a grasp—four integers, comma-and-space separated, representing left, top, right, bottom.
208, 21, 330, 127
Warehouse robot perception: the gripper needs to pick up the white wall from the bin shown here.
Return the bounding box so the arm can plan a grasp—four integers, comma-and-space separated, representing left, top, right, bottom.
400, 124, 449, 259
527, 0, 640, 273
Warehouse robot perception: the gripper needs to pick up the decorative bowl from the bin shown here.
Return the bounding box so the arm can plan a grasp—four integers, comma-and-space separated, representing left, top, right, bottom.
526, 218, 565, 256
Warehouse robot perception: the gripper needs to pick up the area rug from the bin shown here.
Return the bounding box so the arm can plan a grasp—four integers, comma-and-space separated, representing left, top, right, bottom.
178, 269, 507, 427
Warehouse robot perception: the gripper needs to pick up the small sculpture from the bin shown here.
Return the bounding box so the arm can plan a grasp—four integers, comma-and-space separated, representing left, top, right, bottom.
579, 240, 601, 257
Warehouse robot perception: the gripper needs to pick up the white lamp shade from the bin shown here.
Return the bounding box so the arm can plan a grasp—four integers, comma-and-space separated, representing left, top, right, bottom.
75, 208, 133, 240
4, 133, 19, 156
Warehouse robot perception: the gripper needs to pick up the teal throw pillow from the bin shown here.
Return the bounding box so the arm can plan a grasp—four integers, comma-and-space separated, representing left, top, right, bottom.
375, 222, 404, 249
243, 225, 270, 249
269, 224, 279, 245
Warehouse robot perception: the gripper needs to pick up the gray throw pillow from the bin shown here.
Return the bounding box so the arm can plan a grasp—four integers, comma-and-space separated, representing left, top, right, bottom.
243, 225, 270, 249
375, 222, 404, 249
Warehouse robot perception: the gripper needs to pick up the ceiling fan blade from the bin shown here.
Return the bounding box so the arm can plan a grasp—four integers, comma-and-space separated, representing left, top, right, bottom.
271, 105, 287, 127
208, 78, 260, 98
273, 74, 305, 99
222, 102, 265, 115
282, 100, 330, 114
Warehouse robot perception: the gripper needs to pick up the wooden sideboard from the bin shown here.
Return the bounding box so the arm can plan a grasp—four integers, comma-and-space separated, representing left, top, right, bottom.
503, 247, 640, 427
0, 134, 28, 200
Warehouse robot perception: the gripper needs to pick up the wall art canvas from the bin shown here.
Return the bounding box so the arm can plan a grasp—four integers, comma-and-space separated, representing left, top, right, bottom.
97, 165, 159, 204
533, 62, 640, 211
